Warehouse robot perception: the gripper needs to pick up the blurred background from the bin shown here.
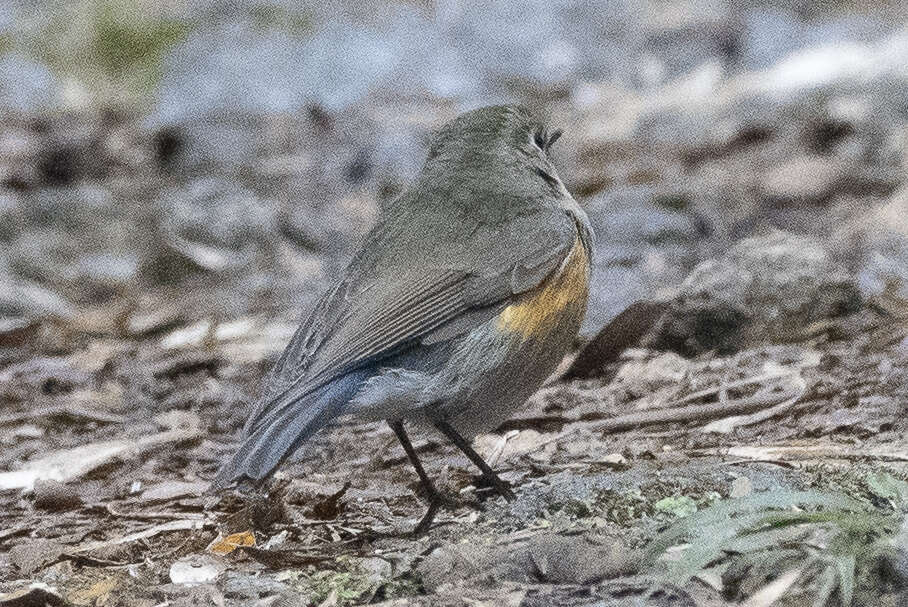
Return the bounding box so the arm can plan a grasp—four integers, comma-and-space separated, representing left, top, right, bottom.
1, 0, 907, 347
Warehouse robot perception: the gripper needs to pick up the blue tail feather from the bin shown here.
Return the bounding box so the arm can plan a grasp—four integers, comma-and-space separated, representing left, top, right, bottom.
211, 370, 369, 490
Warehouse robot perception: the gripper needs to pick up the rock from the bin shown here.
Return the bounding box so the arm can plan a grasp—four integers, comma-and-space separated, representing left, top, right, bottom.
0, 192, 24, 241
0, 584, 69, 607
0, 274, 75, 321
648, 231, 861, 355
169, 555, 225, 585
8, 539, 65, 576
32, 480, 84, 511
156, 178, 277, 274
760, 154, 847, 203
853, 185, 908, 298
581, 185, 708, 336
222, 573, 293, 601
418, 531, 637, 591
0, 54, 59, 114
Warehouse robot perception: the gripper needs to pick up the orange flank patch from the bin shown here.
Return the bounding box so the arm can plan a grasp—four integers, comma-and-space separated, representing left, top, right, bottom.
497, 238, 590, 340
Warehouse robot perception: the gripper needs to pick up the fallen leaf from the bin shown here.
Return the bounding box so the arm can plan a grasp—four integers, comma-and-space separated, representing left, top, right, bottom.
739, 567, 803, 607
208, 530, 256, 556
66, 575, 119, 606
0, 416, 202, 490
562, 301, 668, 380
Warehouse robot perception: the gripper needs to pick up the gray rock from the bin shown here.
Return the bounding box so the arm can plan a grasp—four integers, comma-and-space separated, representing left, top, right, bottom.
0, 54, 58, 114
0, 260, 75, 321
648, 230, 861, 355
581, 186, 707, 336
222, 572, 293, 600
418, 531, 638, 592
157, 178, 278, 273
760, 154, 849, 204
0, 192, 24, 241
853, 186, 908, 298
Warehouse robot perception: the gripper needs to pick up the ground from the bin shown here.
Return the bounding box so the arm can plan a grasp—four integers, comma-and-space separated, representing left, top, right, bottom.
2, 3, 908, 604
1, 293, 906, 605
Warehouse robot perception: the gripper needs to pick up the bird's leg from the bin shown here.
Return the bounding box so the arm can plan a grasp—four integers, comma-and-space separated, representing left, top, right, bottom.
388, 420, 455, 535
428, 415, 517, 502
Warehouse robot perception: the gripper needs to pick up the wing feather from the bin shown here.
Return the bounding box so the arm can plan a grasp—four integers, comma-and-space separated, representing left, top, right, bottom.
244, 207, 581, 436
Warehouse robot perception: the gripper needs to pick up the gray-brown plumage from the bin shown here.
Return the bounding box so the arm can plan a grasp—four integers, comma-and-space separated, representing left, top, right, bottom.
213, 105, 593, 531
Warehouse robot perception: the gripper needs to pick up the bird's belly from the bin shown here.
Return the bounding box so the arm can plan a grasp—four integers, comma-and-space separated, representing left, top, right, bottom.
434, 238, 590, 436
347, 238, 591, 436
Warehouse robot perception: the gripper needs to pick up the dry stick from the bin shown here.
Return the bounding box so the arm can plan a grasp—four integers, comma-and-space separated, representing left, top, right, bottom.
105, 503, 207, 521
0, 404, 127, 425
531, 373, 804, 452
664, 370, 797, 407
584, 386, 801, 434
74, 518, 212, 553
697, 445, 908, 463
698, 375, 808, 434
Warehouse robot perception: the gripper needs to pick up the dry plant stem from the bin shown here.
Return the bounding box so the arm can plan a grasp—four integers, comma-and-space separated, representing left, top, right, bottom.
531, 374, 804, 453
698, 375, 808, 433
105, 503, 207, 521
671, 370, 798, 405
0, 405, 127, 425
699, 445, 908, 463
586, 388, 802, 433
74, 519, 211, 553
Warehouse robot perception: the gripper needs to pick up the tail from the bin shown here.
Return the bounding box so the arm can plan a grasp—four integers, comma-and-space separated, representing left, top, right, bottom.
210, 370, 368, 491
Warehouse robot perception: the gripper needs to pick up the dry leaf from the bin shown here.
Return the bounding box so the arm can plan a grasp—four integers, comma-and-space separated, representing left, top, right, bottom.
208, 530, 256, 556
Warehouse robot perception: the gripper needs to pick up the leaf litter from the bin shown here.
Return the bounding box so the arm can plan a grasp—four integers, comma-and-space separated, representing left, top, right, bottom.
4, 309, 905, 606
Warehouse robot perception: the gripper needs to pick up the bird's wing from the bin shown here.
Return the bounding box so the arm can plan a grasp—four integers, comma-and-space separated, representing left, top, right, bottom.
244, 207, 580, 436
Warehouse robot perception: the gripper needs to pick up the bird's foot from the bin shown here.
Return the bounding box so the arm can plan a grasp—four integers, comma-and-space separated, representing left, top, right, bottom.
475, 472, 516, 502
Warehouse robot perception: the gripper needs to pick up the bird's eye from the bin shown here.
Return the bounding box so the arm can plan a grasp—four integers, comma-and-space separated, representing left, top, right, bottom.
533, 131, 547, 150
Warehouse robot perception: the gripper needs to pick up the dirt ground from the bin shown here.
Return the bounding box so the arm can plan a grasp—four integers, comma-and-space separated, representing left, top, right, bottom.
2, 3, 908, 603
1, 279, 907, 605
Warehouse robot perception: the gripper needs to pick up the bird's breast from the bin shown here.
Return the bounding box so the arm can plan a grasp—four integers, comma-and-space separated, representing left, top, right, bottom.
496, 237, 591, 341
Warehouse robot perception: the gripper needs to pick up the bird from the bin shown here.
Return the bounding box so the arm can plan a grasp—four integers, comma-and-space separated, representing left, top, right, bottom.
212, 104, 593, 533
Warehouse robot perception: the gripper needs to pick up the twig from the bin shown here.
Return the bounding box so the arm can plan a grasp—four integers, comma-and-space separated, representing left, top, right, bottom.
699, 375, 807, 434
487, 430, 519, 467
529, 373, 803, 452
105, 503, 206, 521
0, 404, 127, 425
666, 370, 797, 407
74, 518, 213, 553
720, 459, 799, 469
584, 388, 801, 434
695, 445, 908, 463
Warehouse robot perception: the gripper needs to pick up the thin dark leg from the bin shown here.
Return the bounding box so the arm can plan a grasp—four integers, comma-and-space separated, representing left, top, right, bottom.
429, 416, 516, 502
389, 420, 438, 497
388, 420, 446, 534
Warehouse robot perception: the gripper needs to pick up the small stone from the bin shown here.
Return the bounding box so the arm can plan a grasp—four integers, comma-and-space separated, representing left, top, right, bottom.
169, 555, 224, 586
761, 154, 846, 203
648, 231, 861, 355
8, 539, 65, 576
730, 476, 753, 499
33, 480, 84, 511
